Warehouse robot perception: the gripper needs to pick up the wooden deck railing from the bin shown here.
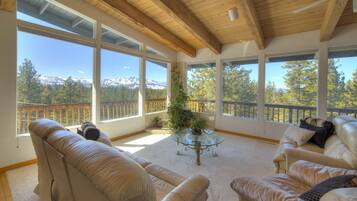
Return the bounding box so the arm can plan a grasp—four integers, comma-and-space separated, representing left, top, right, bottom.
187, 99, 215, 114
190, 100, 357, 124
17, 99, 357, 134
17, 98, 167, 134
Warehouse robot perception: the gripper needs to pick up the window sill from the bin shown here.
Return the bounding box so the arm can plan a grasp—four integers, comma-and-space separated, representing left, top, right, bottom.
100, 115, 142, 124
146, 110, 167, 115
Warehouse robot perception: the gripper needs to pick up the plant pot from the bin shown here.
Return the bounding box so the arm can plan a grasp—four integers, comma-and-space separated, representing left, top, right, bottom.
192, 129, 202, 135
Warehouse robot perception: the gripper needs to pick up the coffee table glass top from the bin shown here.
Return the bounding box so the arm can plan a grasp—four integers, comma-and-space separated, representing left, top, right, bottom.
171, 129, 224, 148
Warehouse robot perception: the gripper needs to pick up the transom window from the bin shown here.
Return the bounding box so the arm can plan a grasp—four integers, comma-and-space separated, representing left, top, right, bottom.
17, 0, 94, 38
101, 25, 141, 51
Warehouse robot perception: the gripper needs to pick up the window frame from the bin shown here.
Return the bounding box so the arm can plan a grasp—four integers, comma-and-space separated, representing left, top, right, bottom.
185, 61, 217, 114
264, 51, 319, 124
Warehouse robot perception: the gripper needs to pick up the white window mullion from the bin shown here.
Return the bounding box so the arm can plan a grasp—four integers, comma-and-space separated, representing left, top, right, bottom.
318, 42, 328, 119
92, 21, 101, 124
257, 52, 266, 122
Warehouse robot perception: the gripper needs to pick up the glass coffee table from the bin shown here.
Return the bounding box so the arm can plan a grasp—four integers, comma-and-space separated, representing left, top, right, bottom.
171, 129, 224, 165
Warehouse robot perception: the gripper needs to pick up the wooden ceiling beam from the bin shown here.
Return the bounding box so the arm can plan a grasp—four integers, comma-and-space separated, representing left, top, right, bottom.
152, 0, 222, 54
0, 0, 16, 12
237, 0, 265, 49
102, 0, 196, 57
320, 0, 349, 41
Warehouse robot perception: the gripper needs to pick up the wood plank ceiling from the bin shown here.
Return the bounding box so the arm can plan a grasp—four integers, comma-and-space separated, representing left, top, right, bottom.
85, 0, 357, 57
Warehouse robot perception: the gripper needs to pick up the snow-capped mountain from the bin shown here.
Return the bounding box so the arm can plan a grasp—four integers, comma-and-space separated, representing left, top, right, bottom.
39, 75, 166, 89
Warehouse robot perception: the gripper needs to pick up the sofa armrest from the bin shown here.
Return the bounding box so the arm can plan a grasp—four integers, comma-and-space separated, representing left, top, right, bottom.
284, 148, 351, 171
161, 175, 209, 201
320, 188, 357, 201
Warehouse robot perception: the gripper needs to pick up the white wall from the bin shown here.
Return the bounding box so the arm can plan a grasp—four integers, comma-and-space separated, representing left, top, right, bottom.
178, 23, 357, 141
0, 0, 176, 167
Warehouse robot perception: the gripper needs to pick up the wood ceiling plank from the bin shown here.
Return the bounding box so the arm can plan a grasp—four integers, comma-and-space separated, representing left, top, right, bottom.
102, 0, 196, 57
320, 0, 349, 41
0, 0, 15, 12
152, 0, 222, 54
237, 0, 265, 49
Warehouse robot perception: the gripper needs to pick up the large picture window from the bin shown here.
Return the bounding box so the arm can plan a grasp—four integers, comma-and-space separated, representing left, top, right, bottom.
186, 63, 216, 113
265, 53, 318, 124
222, 59, 258, 118
100, 49, 140, 121
17, 32, 93, 134
145, 60, 168, 113
328, 49, 357, 117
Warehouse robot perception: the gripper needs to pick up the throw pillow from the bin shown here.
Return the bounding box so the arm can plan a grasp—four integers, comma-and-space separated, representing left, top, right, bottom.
283, 125, 315, 146
300, 120, 327, 148
300, 118, 335, 148
300, 175, 357, 201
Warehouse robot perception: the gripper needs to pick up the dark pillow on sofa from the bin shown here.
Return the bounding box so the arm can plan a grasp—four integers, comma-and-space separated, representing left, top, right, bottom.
299, 118, 334, 148
300, 175, 357, 201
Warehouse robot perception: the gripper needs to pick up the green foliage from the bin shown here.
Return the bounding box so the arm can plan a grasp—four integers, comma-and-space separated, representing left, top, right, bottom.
168, 72, 193, 131
187, 67, 216, 100
17, 59, 42, 104
191, 115, 206, 135
151, 116, 163, 128
222, 64, 257, 102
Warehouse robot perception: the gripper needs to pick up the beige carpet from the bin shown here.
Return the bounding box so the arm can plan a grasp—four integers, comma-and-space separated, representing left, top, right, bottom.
6, 132, 277, 201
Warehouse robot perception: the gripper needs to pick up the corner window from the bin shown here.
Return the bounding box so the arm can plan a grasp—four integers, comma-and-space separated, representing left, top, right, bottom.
222, 59, 258, 118
265, 53, 318, 124
186, 63, 216, 114
100, 49, 140, 121
328, 49, 357, 118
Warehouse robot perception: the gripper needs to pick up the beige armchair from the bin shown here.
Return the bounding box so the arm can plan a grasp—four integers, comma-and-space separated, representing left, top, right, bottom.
274, 116, 357, 173
231, 160, 357, 201
29, 119, 209, 201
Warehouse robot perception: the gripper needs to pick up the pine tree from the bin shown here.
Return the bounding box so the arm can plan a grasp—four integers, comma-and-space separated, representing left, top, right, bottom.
327, 59, 346, 108
282, 60, 318, 106
17, 59, 42, 104
345, 68, 357, 108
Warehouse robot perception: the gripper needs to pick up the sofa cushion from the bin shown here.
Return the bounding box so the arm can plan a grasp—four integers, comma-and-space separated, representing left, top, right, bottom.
284, 126, 315, 146
324, 135, 357, 169
338, 122, 357, 156
333, 116, 357, 135
288, 160, 357, 187
299, 119, 332, 148
231, 174, 309, 201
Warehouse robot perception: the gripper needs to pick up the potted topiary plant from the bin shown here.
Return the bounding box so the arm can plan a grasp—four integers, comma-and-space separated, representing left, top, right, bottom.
167, 72, 193, 132
191, 115, 207, 135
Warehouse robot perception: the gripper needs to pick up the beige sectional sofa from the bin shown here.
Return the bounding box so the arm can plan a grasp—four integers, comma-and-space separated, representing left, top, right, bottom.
273, 116, 357, 173
231, 160, 357, 201
29, 119, 209, 201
